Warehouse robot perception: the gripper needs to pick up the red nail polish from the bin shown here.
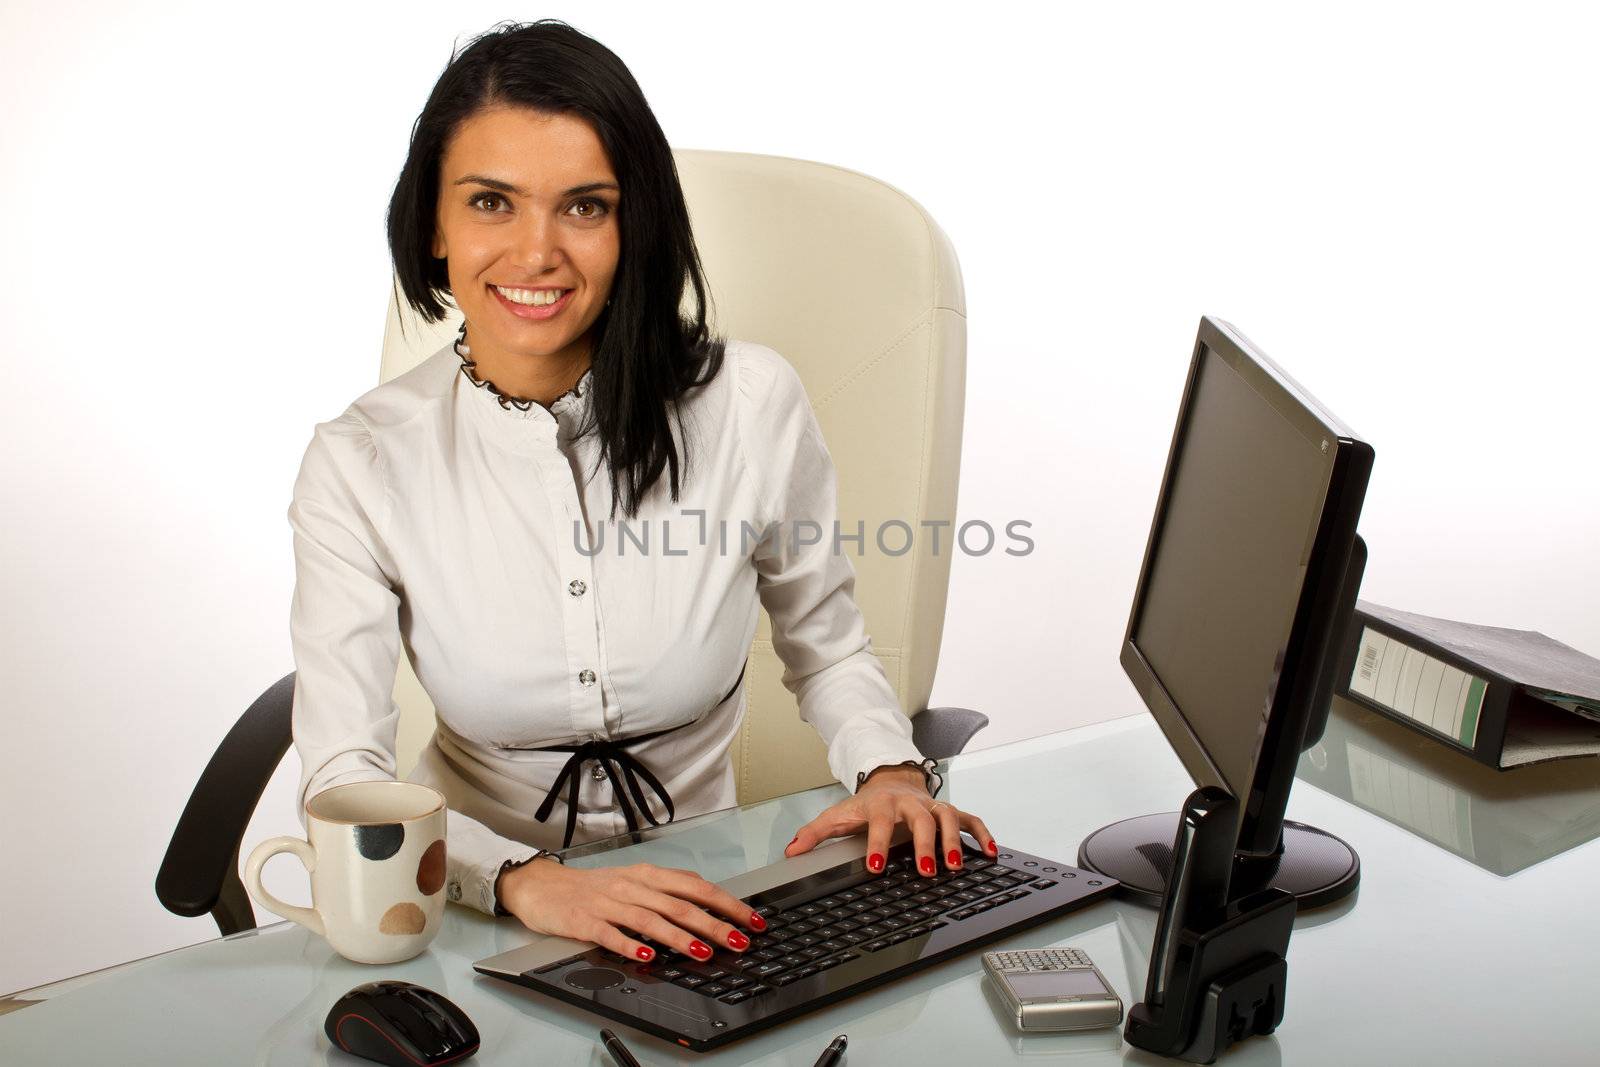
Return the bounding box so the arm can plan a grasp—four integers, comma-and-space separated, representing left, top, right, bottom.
867, 853, 885, 873
689, 939, 712, 960
919, 855, 935, 876
947, 848, 961, 867
727, 929, 750, 950
986, 840, 998, 855
636, 945, 654, 961
750, 911, 767, 931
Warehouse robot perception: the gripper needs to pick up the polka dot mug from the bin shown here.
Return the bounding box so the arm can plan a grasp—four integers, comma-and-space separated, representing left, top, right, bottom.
244, 781, 448, 964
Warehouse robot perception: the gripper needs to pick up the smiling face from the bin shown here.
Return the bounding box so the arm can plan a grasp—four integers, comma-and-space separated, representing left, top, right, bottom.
432, 106, 621, 395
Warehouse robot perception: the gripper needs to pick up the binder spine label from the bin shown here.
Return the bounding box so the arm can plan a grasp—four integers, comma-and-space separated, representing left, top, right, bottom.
1349, 625, 1486, 747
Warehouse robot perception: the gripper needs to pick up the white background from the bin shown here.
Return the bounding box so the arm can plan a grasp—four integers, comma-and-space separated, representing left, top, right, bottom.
2, 1, 1596, 996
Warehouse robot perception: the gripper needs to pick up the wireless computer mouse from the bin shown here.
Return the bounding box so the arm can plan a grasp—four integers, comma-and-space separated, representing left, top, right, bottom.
324, 980, 480, 1065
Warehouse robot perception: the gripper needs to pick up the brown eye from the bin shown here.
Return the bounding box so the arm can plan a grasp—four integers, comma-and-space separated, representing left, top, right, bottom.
469, 192, 506, 212
570, 198, 610, 219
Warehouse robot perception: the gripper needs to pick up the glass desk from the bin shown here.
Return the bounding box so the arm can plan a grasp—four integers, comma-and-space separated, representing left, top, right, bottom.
5, 701, 1600, 1065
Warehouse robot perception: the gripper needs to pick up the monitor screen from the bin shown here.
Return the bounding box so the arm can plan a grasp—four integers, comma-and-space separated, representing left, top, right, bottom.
1129, 336, 1336, 802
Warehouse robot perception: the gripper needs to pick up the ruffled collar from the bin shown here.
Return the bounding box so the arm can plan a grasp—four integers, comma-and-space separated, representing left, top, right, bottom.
455, 325, 592, 421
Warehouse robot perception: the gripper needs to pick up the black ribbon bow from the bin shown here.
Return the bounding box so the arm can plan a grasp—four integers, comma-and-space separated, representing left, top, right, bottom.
520, 660, 747, 850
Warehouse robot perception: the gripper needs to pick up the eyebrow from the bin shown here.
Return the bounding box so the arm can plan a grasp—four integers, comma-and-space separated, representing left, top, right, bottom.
453, 175, 619, 198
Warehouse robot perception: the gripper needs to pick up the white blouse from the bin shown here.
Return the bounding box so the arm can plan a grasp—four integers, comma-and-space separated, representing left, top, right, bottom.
288, 337, 925, 915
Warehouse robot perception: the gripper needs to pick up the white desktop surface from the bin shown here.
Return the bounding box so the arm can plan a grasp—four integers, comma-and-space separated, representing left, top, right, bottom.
5, 702, 1599, 1065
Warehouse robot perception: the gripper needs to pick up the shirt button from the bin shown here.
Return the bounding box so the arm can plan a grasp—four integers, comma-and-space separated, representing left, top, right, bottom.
590, 763, 607, 782
568, 579, 587, 597
578, 669, 596, 687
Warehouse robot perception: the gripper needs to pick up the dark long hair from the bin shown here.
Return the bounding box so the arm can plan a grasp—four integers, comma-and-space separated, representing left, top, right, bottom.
387, 19, 727, 520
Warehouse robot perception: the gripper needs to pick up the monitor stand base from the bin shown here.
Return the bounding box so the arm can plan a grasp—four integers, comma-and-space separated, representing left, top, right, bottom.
1077, 812, 1360, 909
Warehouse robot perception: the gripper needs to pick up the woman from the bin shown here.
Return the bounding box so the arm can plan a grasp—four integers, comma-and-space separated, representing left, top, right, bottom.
289, 19, 995, 967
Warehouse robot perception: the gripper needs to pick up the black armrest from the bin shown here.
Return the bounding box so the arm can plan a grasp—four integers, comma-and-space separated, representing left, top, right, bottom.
155, 672, 296, 935
912, 706, 990, 761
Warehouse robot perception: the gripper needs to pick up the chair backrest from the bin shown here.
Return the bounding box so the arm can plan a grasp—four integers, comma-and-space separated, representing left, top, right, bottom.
381, 149, 966, 804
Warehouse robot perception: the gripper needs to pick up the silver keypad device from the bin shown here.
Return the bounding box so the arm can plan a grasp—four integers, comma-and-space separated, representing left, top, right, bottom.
982, 947, 1123, 1032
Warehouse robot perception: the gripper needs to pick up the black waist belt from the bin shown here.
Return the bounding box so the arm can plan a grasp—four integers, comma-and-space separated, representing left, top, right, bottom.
516, 659, 748, 850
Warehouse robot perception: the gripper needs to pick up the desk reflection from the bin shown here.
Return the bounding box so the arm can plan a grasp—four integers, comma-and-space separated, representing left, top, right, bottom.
1297, 695, 1600, 875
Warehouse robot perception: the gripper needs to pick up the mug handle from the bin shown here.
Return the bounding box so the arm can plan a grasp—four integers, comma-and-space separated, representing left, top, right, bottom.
243, 836, 326, 937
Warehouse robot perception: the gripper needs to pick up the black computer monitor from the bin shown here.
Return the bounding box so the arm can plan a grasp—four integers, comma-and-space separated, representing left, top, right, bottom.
1078, 316, 1373, 908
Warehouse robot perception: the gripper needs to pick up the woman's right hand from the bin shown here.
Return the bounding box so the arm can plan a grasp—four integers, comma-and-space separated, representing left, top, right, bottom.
496, 857, 767, 964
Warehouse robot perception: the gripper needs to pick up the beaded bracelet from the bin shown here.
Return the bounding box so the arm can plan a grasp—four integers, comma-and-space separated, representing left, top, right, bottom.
492, 849, 564, 918
856, 757, 944, 799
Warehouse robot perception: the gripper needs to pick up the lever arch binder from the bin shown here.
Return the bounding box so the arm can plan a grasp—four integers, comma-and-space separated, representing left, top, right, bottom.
1335, 599, 1600, 769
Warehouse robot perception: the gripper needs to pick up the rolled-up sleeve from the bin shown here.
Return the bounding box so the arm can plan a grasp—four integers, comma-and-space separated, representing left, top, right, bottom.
738, 348, 928, 793
288, 411, 540, 914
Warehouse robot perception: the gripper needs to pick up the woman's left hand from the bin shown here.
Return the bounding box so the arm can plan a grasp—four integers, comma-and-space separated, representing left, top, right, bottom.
782, 764, 997, 877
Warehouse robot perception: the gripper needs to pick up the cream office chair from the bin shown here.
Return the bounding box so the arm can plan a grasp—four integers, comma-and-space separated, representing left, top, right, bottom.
157, 150, 985, 935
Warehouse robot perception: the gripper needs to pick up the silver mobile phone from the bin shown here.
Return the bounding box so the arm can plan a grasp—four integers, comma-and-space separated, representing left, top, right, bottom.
982, 947, 1124, 1032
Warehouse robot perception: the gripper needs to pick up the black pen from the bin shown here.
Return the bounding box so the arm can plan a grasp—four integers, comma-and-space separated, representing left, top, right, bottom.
813, 1033, 848, 1067
600, 1027, 643, 1067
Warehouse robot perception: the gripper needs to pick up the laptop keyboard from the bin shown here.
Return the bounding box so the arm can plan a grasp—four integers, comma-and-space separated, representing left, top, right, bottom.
604, 843, 1076, 1006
